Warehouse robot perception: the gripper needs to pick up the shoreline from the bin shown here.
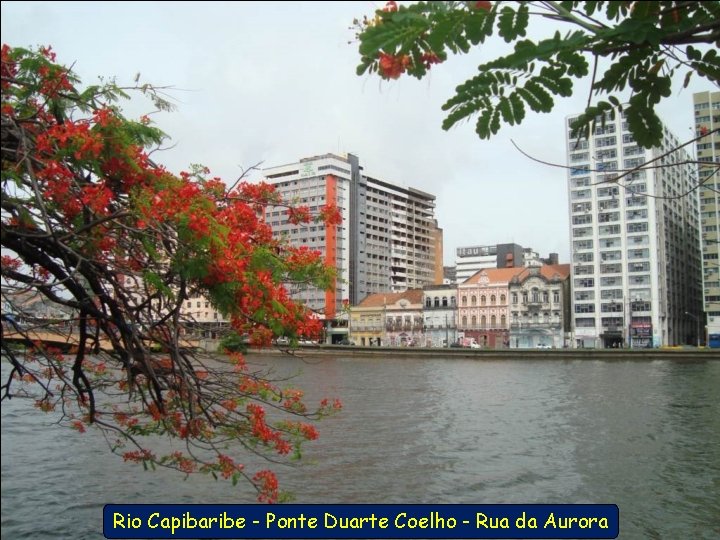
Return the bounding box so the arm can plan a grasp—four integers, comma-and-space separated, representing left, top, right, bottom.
243, 344, 718, 362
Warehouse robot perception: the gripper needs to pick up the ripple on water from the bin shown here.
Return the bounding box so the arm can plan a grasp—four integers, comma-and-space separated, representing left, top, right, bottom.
2, 356, 719, 538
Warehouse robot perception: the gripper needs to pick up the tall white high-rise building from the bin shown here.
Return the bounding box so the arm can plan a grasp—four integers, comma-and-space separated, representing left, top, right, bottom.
262, 153, 437, 319
693, 91, 720, 345
566, 108, 703, 348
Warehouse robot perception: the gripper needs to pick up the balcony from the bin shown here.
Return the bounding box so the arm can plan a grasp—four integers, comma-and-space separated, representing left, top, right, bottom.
510, 322, 562, 330
459, 325, 507, 331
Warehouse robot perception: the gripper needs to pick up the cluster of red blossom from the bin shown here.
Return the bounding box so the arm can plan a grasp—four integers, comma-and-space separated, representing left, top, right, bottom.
373, 1, 492, 80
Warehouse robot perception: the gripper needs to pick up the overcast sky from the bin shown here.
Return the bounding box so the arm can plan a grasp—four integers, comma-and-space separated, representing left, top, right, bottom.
2, 1, 712, 264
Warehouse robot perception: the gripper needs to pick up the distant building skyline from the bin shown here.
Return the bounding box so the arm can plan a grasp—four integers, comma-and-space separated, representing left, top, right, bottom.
453, 242, 559, 284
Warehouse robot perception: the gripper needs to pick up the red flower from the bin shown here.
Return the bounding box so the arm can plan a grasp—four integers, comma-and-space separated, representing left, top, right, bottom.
253, 470, 279, 503
421, 52, 442, 68
378, 52, 411, 80
383, 1, 398, 12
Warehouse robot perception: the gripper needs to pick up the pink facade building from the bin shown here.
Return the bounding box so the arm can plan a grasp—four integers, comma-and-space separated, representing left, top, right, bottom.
457, 267, 525, 348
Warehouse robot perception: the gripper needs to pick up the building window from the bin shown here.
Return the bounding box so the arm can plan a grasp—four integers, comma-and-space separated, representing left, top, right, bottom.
500, 294, 506, 304
631, 300, 651, 312
490, 295, 496, 305
512, 293, 518, 304
434, 296, 440, 307
425, 298, 432, 308
491, 315, 497, 327
471, 295, 477, 306
472, 316, 478, 328
480, 315, 486, 328
442, 296, 448, 307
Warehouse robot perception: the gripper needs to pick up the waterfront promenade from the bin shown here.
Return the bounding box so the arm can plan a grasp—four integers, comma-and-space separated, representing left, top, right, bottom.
244, 344, 717, 361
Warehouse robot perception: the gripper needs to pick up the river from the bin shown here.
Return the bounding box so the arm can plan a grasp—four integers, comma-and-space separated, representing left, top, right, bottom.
2, 355, 719, 539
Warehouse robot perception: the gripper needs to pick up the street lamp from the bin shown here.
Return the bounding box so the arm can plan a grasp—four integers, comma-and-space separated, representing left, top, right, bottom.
684, 312, 701, 347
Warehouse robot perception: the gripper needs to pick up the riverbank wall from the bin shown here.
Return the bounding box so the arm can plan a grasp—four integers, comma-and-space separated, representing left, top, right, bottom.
241, 344, 718, 361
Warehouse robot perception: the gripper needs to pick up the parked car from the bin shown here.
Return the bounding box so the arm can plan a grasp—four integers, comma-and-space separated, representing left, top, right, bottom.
469, 342, 481, 349
536, 343, 551, 349
275, 336, 290, 346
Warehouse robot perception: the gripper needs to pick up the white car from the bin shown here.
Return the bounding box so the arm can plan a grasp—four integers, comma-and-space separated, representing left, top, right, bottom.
536, 343, 552, 349
469, 342, 481, 349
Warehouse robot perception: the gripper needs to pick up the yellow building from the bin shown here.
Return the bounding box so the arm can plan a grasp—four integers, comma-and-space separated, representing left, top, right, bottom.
350, 289, 424, 346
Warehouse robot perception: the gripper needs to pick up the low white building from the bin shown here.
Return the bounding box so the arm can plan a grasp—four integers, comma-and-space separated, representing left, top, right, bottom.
422, 284, 458, 347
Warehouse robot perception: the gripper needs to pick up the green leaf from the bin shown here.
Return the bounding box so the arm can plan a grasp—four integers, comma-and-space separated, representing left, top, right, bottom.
520, 81, 554, 112
498, 4, 529, 43
464, 10, 494, 45
686, 45, 701, 61
629, 1, 660, 20
693, 49, 720, 82
498, 96, 514, 125
582, 1, 601, 17
605, 1, 632, 21
682, 70, 693, 88
475, 109, 493, 139
625, 101, 662, 148
557, 47, 590, 78
358, 16, 429, 57
508, 92, 526, 124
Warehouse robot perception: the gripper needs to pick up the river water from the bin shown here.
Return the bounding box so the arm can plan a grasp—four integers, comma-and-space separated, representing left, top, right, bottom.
2, 355, 719, 539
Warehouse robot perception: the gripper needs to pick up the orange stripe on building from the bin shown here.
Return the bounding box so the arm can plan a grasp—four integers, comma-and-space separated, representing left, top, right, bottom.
324, 175, 337, 319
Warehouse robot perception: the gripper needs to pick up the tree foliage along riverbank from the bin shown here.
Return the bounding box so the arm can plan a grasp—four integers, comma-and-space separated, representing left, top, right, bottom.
356, 1, 719, 148
1, 44, 341, 502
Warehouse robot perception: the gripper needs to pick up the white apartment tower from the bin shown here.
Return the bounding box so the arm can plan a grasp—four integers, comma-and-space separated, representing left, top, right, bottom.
262, 153, 437, 318
693, 91, 720, 344
567, 108, 703, 348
